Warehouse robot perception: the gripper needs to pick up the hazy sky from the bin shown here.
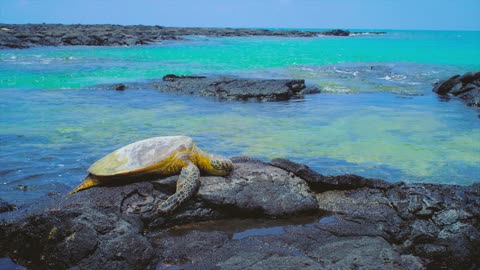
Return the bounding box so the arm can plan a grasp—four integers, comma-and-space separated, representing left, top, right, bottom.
1, 0, 479, 30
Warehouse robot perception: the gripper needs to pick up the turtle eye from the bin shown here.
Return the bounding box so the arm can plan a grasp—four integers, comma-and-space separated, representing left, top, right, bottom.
223, 160, 233, 173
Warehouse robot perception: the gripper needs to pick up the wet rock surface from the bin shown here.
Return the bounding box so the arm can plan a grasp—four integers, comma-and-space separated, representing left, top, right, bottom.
92, 75, 320, 101
1, 158, 478, 269
0, 24, 386, 49
433, 71, 480, 107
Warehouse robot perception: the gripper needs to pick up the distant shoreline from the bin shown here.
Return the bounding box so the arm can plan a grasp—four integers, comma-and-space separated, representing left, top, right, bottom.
0, 23, 386, 49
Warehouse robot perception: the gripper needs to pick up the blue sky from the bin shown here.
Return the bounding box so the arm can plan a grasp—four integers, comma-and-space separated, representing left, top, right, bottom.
1, 0, 479, 30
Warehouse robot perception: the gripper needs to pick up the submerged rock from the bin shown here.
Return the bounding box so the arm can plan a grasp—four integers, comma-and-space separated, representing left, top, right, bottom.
1, 158, 478, 269
433, 71, 480, 106
0, 198, 15, 213
92, 75, 321, 101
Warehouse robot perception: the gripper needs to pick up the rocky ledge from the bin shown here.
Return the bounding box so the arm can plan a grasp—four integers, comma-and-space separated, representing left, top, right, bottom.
1, 157, 478, 269
0, 24, 387, 49
93, 74, 320, 101
433, 71, 480, 107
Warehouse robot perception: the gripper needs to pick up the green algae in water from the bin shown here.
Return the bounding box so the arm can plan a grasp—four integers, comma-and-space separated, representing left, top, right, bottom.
1, 88, 478, 200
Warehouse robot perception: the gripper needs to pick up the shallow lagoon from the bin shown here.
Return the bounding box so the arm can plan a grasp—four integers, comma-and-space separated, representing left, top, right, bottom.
1, 86, 479, 204
1, 31, 479, 206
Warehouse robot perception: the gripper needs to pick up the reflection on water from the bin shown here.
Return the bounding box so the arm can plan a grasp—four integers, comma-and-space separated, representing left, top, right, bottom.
318, 215, 337, 224
164, 215, 322, 240
232, 226, 286, 240
155, 215, 338, 269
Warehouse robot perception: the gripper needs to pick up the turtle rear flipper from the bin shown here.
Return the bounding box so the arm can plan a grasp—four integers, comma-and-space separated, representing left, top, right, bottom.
69, 175, 100, 194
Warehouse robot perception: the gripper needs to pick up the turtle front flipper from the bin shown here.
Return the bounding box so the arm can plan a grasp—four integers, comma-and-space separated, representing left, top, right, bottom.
157, 162, 200, 214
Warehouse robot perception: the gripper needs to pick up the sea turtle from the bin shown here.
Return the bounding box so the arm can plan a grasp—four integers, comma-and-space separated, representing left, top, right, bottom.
70, 135, 233, 213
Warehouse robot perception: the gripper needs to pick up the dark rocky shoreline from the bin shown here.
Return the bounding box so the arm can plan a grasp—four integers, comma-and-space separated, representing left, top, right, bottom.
433, 71, 480, 107
93, 74, 320, 101
1, 157, 478, 269
0, 24, 386, 49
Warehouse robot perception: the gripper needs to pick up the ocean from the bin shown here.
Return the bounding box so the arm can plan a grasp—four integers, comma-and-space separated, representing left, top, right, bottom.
1, 29, 479, 206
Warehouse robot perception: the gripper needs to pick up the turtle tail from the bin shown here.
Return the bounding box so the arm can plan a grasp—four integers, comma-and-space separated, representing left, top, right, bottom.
69, 175, 100, 194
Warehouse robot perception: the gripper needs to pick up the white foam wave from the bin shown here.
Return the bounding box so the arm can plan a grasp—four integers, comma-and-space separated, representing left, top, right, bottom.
382, 74, 407, 81
350, 32, 387, 36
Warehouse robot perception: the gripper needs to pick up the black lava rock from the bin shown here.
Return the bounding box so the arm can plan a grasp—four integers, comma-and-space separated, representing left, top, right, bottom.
92, 75, 321, 101
114, 84, 126, 91
433, 71, 480, 107
322, 29, 350, 36
1, 158, 478, 269
0, 24, 387, 49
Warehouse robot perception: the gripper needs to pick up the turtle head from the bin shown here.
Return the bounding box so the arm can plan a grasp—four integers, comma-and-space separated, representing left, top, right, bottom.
202, 155, 233, 176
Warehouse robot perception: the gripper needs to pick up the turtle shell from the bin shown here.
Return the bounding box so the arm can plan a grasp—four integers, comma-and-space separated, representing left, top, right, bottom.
88, 136, 193, 177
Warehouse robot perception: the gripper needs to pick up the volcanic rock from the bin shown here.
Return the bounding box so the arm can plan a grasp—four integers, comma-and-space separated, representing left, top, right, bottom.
92, 75, 321, 101
433, 71, 480, 106
0, 24, 387, 49
1, 158, 478, 269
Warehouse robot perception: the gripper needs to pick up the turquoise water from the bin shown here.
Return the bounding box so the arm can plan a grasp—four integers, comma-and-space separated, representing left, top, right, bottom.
1, 30, 479, 206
